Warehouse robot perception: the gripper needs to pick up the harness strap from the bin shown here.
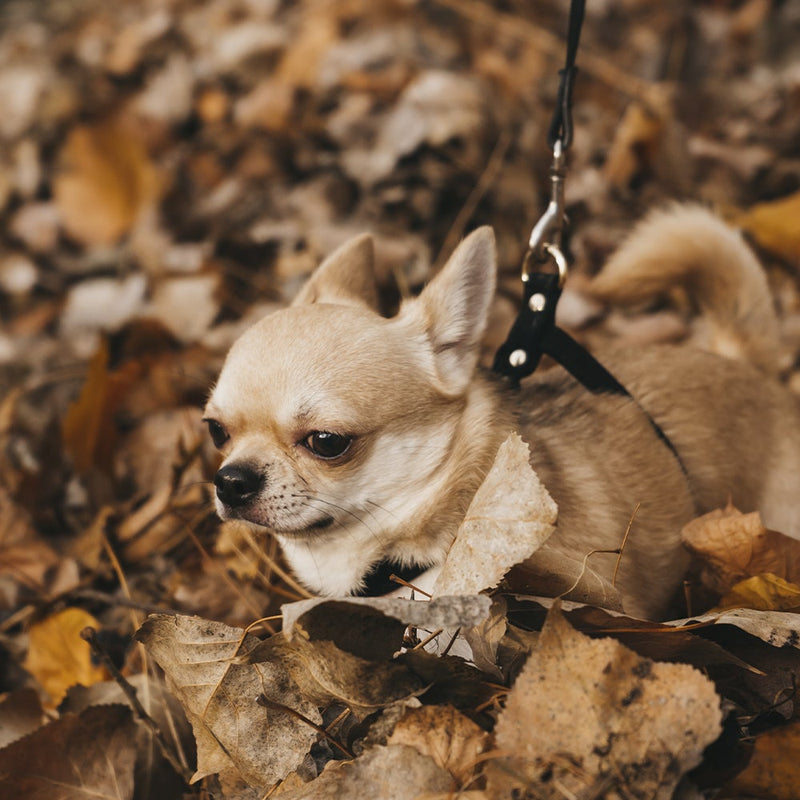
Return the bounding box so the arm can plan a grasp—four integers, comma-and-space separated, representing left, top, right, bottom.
492, 262, 690, 479
354, 559, 426, 598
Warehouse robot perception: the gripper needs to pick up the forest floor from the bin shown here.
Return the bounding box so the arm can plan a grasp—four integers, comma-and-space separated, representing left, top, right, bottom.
1, 0, 800, 798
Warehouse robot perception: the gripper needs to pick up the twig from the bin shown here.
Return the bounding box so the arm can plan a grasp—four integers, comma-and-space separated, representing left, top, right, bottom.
412, 628, 444, 650
81, 626, 193, 783
434, 130, 512, 272
256, 695, 353, 759
390, 574, 432, 598
683, 579, 693, 618
612, 502, 640, 587
244, 614, 283, 637
441, 627, 461, 656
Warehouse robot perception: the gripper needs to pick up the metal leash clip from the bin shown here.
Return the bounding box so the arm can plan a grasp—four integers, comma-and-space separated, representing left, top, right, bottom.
521, 139, 568, 288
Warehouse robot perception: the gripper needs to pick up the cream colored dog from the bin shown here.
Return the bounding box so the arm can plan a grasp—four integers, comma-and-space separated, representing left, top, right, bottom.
204, 206, 800, 618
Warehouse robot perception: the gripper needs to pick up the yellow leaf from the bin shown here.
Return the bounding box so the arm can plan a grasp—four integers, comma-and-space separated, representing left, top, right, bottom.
734, 191, 800, 263
724, 721, 800, 800
24, 608, 108, 706
716, 573, 800, 612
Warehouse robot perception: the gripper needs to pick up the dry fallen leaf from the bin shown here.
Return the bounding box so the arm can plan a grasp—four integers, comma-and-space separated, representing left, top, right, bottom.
0, 688, 45, 749
666, 606, 800, 648
603, 84, 682, 191
733, 190, 800, 263
486, 602, 722, 800
282, 595, 492, 642
682, 504, 800, 594
53, 117, 161, 246
507, 541, 623, 610
61, 340, 142, 475
433, 433, 557, 597
723, 720, 800, 800
387, 705, 488, 785
275, 743, 454, 800
23, 607, 108, 706
0, 704, 137, 800
247, 635, 424, 720
716, 573, 800, 612
137, 614, 321, 790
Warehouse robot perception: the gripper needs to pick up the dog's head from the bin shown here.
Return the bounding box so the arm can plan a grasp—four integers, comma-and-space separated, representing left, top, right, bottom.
204, 227, 496, 554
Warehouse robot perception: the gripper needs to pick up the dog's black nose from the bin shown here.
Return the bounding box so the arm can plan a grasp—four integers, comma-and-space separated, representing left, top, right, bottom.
214, 464, 263, 507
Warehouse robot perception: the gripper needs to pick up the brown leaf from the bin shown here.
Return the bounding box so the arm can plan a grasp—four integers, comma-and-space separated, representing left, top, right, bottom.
681, 504, 800, 594
603, 85, 678, 190
733, 190, 800, 263
723, 720, 800, 800
53, 117, 161, 246
486, 603, 722, 800
61, 340, 142, 475
506, 542, 623, 611
387, 705, 488, 785
0, 704, 137, 800
136, 614, 320, 789
249, 636, 423, 720
23, 608, 108, 707
0, 688, 45, 748
275, 744, 454, 800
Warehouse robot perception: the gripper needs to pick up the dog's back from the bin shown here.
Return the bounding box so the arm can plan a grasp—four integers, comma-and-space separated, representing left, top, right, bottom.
514, 206, 800, 617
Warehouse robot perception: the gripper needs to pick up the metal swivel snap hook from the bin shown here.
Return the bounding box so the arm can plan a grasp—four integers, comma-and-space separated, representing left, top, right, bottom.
527, 139, 567, 264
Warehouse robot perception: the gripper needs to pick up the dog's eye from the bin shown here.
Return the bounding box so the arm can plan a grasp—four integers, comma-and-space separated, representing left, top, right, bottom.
204, 418, 229, 448
304, 431, 352, 460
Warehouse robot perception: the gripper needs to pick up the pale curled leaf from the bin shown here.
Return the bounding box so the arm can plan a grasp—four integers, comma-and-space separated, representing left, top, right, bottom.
486, 603, 722, 800
387, 705, 488, 785
136, 614, 320, 789
681, 503, 800, 594
282, 594, 491, 640
275, 744, 453, 800
433, 433, 557, 597
666, 606, 800, 649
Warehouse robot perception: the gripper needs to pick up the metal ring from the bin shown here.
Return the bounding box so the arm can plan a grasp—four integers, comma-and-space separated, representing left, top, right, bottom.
521, 243, 568, 288
543, 243, 568, 288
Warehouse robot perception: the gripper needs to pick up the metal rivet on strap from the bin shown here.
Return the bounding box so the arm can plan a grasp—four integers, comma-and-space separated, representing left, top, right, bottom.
509, 349, 528, 367
529, 292, 546, 312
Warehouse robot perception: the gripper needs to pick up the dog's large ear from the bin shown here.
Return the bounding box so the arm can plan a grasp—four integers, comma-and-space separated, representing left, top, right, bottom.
292, 234, 379, 309
400, 226, 496, 394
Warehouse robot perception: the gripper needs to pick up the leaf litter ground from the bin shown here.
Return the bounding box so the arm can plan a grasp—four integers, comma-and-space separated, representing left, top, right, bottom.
1, 1, 800, 798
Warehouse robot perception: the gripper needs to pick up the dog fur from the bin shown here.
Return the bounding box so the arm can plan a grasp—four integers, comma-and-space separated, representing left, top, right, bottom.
204, 205, 800, 619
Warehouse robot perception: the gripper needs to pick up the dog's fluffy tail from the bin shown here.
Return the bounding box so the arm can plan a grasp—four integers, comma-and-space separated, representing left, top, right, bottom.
588, 204, 782, 372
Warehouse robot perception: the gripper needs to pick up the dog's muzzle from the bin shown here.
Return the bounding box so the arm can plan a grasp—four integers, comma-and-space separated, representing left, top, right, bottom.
214, 464, 263, 508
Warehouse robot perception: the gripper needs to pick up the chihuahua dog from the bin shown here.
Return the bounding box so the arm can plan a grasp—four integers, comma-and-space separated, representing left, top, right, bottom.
204, 206, 800, 618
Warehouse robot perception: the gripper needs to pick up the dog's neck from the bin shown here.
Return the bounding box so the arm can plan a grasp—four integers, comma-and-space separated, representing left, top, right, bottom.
276, 376, 510, 596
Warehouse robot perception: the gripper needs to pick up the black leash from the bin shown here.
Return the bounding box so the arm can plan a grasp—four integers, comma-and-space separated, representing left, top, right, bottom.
492, 0, 690, 479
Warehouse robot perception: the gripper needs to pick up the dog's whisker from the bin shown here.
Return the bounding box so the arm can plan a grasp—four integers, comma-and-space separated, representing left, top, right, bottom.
292, 494, 388, 548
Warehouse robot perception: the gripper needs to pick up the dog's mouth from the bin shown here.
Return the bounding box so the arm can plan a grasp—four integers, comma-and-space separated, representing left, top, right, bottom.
307, 516, 334, 531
